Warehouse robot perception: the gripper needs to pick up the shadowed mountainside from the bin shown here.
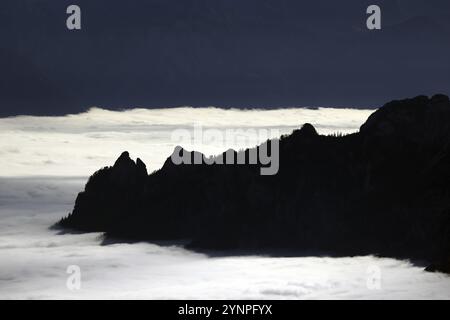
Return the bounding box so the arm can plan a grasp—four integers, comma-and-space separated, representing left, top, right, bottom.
58, 95, 450, 272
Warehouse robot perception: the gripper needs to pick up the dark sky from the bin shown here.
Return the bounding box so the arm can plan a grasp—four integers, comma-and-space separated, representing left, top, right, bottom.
1, 0, 450, 116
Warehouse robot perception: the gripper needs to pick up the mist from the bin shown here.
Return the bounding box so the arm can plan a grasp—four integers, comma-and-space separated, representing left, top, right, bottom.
0, 106, 372, 176
1, 107, 450, 299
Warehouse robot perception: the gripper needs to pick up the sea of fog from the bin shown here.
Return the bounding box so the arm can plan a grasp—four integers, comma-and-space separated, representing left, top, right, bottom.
0, 106, 372, 176
1, 107, 450, 299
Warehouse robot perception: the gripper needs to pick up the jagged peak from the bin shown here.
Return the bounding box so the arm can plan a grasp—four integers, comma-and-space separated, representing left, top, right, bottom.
114, 151, 133, 167
136, 157, 146, 167
110, 151, 148, 181
136, 158, 148, 176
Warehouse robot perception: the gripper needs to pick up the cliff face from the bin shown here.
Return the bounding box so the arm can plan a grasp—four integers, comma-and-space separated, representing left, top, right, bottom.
58, 95, 450, 268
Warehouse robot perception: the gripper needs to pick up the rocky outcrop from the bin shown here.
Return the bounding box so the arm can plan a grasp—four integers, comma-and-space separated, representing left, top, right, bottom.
58, 151, 147, 232
57, 95, 450, 272
111, 151, 148, 185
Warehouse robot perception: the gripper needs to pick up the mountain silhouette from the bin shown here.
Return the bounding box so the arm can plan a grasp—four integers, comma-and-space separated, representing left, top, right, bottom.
58, 94, 450, 273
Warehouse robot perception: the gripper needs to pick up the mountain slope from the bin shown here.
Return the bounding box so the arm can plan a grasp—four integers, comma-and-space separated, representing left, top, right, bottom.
58, 94, 450, 271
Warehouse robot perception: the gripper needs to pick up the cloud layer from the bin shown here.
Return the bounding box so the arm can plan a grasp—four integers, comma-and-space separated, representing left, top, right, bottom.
4, 107, 449, 300
1, 177, 450, 299
0, 107, 373, 177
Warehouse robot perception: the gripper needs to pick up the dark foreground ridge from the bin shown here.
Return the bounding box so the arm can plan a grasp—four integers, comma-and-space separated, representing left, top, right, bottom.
58, 95, 450, 273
